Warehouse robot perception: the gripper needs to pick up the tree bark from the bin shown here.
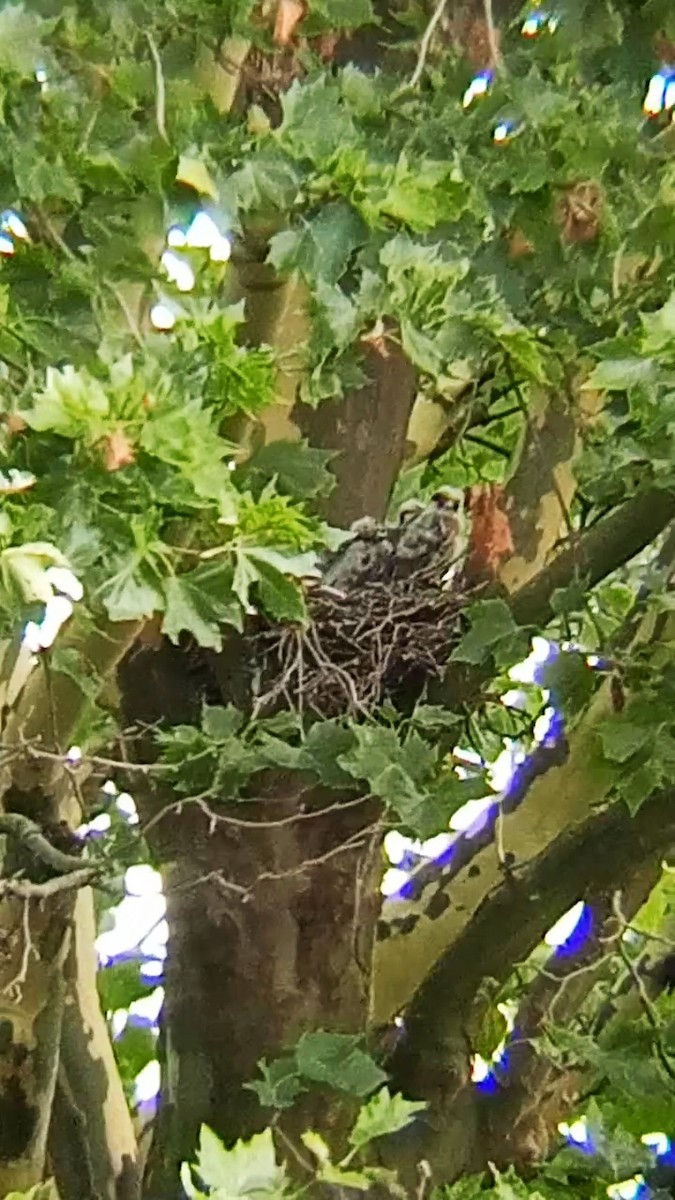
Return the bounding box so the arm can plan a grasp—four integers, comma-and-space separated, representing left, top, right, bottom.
382, 791, 675, 1185
49, 890, 140, 1200
0, 621, 141, 1193
137, 772, 382, 1198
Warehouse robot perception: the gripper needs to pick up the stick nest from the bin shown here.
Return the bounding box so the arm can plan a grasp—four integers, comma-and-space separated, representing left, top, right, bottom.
247, 562, 472, 719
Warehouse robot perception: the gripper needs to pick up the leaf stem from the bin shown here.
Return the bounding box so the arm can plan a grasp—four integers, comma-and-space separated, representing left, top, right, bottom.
146, 32, 168, 143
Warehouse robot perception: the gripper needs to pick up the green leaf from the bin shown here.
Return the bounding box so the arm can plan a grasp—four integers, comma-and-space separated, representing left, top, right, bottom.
596, 714, 655, 764
99, 564, 164, 622
232, 549, 260, 609
244, 545, 319, 580
12, 143, 82, 206
303, 0, 375, 31
299, 720, 356, 788
338, 725, 403, 784
98, 961, 155, 1013
140, 402, 238, 519
0, 5, 52, 76
409, 705, 463, 736
371, 763, 428, 828
194, 1125, 285, 1197
242, 440, 335, 501
376, 154, 468, 233
232, 544, 317, 617
245, 1058, 306, 1110
162, 568, 242, 650
617, 759, 662, 815
314, 279, 359, 350
550, 580, 589, 616
113, 1024, 156, 1083
256, 734, 302, 769
450, 600, 519, 666
254, 560, 308, 624
295, 1032, 387, 1097
582, 358, 656, 391
268, 203, 367, 285
202, 704, 245, 741
23, 365, 109, 440
348, 1088, 426, 1151
316, 1164, 371, 1191
279, 78, 357, 166
641, 292, 675, 356
540, 651, 595, 716
431, 771, 492, 823
224, 154, 301, 215
400, 320, 445, 377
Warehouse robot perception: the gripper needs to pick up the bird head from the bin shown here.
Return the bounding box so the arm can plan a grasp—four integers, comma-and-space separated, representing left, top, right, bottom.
349, 515, 379, 539
430, 486, 464, 513
397, 499, 426, 525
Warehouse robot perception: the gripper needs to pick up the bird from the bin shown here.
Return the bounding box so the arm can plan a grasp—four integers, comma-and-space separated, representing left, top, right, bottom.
394, 487, 466, 580
321, 516, 394, 592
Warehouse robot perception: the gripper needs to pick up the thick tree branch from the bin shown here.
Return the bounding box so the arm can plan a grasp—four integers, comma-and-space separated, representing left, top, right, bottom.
0, 813, 90, 877
376, 602, 672, 1025
439, 487, 675, 713
382, 790, 675, 1184
511, 487, 675, 628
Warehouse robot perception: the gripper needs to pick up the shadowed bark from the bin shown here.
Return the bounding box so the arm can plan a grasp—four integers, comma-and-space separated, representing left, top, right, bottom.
130, 750, 382, 1198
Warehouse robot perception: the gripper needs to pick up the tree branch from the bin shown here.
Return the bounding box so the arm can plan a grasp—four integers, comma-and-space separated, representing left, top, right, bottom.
511, 488, 675, 628
0, 869, 97, 901
478, 862, 662, 1169
0, 813, 91, 878
382, 790, 675, 1182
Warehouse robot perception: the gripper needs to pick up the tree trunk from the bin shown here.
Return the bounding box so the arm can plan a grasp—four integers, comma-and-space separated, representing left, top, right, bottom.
139, 776, 382, 1197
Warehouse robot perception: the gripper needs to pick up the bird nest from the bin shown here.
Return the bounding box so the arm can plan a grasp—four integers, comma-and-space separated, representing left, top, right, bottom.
247, 560, 471, 719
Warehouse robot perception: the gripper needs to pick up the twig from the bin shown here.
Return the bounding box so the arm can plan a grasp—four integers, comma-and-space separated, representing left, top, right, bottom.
612, 891, 675, 1086
271, 1115, 315, 1175
105, 283, 144, 346
34, 205, 76, 260
3, 899, 34, 999
483, 0, 502, 69
146, 33, 168, 142
4, 740, 169, 775
141, 791, 372, 838
410, 0, 449, 88
245, 823, 382, 898
464, 431, 511, 458
623, 923, 675, 951
0, 868, 99, 901
416, 1160, 433, 1200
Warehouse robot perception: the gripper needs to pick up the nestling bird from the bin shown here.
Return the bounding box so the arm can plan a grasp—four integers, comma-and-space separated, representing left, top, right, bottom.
394, 488, 466, 580
322, 516, 394, 591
